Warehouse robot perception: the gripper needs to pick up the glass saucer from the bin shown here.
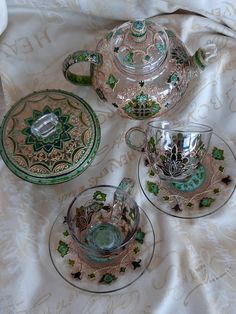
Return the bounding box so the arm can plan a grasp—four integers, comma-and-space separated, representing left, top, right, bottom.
138, 133, 236, 219
49, 206, 155, 293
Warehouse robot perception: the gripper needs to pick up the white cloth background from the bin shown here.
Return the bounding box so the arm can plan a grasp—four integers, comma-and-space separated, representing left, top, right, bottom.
1, 1, 236, 313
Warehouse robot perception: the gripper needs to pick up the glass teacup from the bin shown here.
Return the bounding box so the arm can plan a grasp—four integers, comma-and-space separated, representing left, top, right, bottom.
66, 178, 139, 267
126, 120, 213, 181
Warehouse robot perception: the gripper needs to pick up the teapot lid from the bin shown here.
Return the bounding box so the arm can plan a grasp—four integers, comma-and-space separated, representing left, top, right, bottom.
110, 20, 169, 75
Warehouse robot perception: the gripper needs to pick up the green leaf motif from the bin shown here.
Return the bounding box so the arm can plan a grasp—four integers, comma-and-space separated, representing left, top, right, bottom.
106, 74, 118, 90
57, 240, 69, 257
63, 230, 69, 237
93, 191, 107, 201
135, 228, 145, 244
148, 136, 156, 153
199, 197, 215, 208
99, 273, 117, 284
147, 181, 159, 196
212, 147, 224, 160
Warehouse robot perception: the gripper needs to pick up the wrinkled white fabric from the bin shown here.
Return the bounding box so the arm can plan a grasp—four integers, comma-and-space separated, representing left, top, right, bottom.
0, 1, 236, 313
0, 0, 8, 35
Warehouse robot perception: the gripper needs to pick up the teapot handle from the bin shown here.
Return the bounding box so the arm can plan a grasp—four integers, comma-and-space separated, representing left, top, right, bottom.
63, 50, 103, 86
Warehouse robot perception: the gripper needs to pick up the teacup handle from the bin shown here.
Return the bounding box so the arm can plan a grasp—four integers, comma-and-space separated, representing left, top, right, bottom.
63, 50, 103, 86
125, 127, 146, 151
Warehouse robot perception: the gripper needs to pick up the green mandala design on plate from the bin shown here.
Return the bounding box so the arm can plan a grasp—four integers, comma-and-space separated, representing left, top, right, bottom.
22, 106, 73, 154
171, 164, 206, 192
124, 92, 161, 119
212, 147, 224, 160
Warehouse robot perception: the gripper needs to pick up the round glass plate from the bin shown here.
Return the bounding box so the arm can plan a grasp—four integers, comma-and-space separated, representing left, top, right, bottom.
0, 89, 100, 185
138, 133, 236, 219
49, 206, 155, 293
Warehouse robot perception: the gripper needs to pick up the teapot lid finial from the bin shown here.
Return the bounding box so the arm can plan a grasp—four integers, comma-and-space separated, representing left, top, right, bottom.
131, 20, 147, 42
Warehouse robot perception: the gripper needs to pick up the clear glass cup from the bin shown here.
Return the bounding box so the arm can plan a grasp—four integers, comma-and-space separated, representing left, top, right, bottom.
66, 179, 140, 267
126, 120, 213, 181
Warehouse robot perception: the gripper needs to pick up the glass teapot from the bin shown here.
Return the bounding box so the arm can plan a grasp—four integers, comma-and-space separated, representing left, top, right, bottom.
63, 20, 217, 120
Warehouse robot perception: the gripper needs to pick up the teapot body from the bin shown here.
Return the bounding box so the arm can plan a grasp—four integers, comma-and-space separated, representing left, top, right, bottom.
63, 20, 216, 120
92, 28, 193, 120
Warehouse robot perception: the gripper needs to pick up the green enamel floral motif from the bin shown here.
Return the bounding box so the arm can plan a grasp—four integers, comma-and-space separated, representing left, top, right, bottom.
168, 73, 180, 86
106, 74, 118, 90
144, 55, 151, 61
63, 230, 69, 237
68, 259, 75, 266
149, 169, 155, 176
120, 267, 126, 272
199, 197, 215, 208
99, 273, 117, 284
148, 136, 156, 153
124, 92, 160, 119
212, 147, 224, 160
147, 181, 159, 196
135, 229, 145, 244
213, 188, 220, 194
88, 273, 96, 279
124, 52, 134, 65
156, 42, 166, 54
166, 29, 174, 37
93, 191, 107, 201
134, 247, 140, 254
187, 202, 193, 207
171, 164, 206, 192
22, 106, 73, 154
57, 240, 69, 257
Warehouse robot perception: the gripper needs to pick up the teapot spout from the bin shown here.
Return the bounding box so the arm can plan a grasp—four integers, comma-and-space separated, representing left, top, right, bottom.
191, 43, 217, 74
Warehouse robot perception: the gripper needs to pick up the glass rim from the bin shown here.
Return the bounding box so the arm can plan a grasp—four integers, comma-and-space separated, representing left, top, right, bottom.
66, 184, 140, 254
147, 120, 213, 134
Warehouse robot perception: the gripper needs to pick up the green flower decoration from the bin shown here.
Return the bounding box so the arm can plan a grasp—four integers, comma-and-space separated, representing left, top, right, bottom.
148, 136, 156, 153
63, 230, 69, 237
57, 240, 69, 257
168, 73, 180, 86
22, 106, 73, 154
93, 191, 107, 201
147, 181, 159, 196
124, 92, 161, 119
135, 228, 145, 244
212, 147, 224, 160
199, 197, 215, 208
99, 273, 117, 284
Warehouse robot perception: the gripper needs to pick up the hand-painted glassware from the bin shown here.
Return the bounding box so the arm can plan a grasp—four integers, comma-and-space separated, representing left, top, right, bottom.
66, 178, 140, 268
125, 120, 213, 181
0, 89, 100, 185
63, 20, 217, 120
